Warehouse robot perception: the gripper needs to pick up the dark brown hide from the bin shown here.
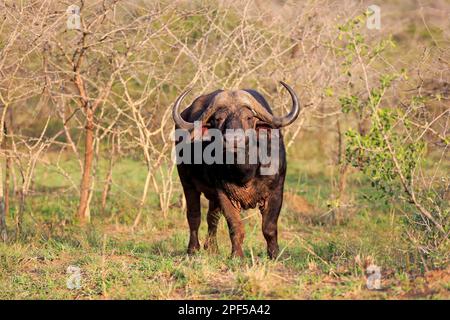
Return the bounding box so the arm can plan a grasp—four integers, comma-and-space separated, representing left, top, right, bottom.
174, 85, 299, 258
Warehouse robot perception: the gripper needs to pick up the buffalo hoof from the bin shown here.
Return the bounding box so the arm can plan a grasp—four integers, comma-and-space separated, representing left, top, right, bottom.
267, 248, 279, 260
203, 239, 219, 253
230, 249, 244, 258
187, 243, 200, 255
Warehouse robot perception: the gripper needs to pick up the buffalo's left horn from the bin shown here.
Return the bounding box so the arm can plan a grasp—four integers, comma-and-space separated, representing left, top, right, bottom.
273, 81, 300, 127
251, 81, 300, 128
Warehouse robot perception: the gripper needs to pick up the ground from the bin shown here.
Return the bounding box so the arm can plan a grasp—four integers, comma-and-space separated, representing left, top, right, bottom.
0, 156, 448, 299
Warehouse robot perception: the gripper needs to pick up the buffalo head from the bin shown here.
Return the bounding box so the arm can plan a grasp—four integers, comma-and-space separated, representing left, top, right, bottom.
172, 82, 300, 142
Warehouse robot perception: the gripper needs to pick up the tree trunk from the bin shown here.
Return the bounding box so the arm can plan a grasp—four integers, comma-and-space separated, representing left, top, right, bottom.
101, 135, 115, 213
77, 106, 95, 223
334, 118, 349, 224
5, 148, 10, 221
16, 189, 25, 235
0, 121, 10, 241
0, 160, 6, 242
132, 167, 152, 229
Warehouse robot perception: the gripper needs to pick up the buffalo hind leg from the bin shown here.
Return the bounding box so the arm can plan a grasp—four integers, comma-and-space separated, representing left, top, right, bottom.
218, 192, 244, 258
204, 200, 221, 253
260, 190, 283, 259
184, 189, 201, 254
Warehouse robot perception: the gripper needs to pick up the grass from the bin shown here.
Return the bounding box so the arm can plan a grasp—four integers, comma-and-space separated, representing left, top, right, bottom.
0, 155, 448, 300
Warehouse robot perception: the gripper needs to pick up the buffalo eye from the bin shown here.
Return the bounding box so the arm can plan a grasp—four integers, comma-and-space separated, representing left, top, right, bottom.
212, 115, 225, 127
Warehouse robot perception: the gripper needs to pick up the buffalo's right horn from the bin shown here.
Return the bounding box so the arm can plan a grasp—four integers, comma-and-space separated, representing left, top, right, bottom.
172, 89, 195, 130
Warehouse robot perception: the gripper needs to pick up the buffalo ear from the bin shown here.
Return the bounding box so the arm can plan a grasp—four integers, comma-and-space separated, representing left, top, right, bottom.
202, 125, 213, 140
191, 123, 211, 141
255, 120, 274, 132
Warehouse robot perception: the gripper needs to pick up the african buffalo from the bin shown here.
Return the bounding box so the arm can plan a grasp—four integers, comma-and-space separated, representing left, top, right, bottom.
173, 82, 300, 258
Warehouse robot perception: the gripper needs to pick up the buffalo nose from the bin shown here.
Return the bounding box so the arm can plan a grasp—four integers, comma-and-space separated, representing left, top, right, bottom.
224, 131, 246, 146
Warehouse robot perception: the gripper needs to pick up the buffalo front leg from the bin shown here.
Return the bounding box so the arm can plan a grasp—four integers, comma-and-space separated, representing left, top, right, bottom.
260, 190, 283, 259
204, 200, 221, 253
218, 192, 244, 258
184, 189, 201, 254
